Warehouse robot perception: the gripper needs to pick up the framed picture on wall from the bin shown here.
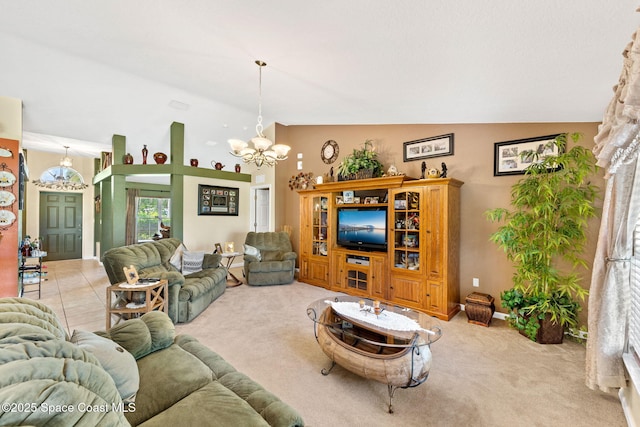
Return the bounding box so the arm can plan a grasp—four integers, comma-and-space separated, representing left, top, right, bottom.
198, 185, 239, 216
493, 134, 561, 176
403, 133, 454, 162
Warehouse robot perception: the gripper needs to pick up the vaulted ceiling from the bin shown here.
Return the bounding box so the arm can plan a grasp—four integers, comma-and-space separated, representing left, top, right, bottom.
0, 1, 638, 163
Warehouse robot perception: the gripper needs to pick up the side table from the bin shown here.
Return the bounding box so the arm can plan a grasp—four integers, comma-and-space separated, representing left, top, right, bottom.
106, 280, 168, 330
19, 251, 47, 299
220, 251, 243, 287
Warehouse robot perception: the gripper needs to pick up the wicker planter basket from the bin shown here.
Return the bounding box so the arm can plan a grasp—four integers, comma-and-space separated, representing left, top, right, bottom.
465, 292, 495, 327
338, 168, 374, 181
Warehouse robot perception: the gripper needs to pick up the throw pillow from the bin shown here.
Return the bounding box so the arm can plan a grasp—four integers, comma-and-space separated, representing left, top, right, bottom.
169, 243, 187, 271
70, 329, 139, 402
182, 250, 205, 275
244, 244, 261, 261
261, 250, 284, 261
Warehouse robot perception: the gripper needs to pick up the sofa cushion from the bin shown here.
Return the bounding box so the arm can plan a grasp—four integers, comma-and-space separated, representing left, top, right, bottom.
136, 381, 270, 427
97, 311, 175, 360
261, 250, 284, 261
71, 329, 139, 402
0, 297, 67, 340
124, 343, 214, 426
182, 250, 205, 275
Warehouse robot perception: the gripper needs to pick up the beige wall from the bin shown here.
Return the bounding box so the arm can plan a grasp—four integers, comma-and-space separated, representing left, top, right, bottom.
0, 96, 22, 141
274, 122, 603, 322
23, 150, 95, 259
182, 175, 251, 253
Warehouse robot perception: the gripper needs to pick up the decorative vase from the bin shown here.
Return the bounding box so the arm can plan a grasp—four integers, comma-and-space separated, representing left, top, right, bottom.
235, 163, 241, 173
153, 152, 167, 164
123, 153, 134, 164
142, 144, 148, 164
190, 159, 198, 167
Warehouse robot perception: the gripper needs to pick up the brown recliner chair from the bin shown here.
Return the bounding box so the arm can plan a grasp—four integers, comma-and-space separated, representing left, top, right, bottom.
243, 231, 297, 286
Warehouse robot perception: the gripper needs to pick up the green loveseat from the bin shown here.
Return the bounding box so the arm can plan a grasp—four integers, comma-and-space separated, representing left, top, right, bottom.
103, 238, 226, 323
244, 232, 297, 286
0, 297, 305, 426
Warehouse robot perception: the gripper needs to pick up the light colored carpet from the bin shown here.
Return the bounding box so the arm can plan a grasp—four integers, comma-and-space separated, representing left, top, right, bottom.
176, 281, 625, 427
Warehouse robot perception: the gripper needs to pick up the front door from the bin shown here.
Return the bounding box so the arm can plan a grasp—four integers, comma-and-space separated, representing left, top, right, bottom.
39, 192, 83, 260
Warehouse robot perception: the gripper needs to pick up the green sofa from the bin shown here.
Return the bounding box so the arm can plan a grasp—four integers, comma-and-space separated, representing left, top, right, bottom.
244, 232, 297, 286
0, 297, 305, 426
103, 238, 226, 323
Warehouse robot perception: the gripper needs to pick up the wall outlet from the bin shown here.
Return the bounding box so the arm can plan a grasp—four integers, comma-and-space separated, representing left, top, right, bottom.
472, 277, 480, 287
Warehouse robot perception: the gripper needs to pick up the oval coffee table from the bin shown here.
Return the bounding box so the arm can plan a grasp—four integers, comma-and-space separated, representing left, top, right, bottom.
307, 296, 442, 413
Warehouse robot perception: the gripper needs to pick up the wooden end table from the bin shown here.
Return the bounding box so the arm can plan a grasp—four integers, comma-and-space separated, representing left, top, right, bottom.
106, 279, 168, 330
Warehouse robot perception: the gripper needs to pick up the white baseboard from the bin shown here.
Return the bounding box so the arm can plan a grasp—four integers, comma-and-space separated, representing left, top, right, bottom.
460, 303, 508, 320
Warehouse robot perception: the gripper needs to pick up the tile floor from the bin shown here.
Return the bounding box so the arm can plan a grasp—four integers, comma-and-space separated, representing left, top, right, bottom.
22, 258, 242, 336
23, 259, 110, 335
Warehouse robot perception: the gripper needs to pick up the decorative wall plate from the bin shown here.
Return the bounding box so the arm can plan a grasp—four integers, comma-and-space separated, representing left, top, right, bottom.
0, 170, 16, 187
0, 209, 16, 226
0, 147, 13, 158
0, 190, 16, 207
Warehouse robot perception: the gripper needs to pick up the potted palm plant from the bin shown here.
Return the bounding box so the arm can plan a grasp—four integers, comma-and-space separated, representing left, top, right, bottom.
337, 140, 384, 180
485, 133, 599, 343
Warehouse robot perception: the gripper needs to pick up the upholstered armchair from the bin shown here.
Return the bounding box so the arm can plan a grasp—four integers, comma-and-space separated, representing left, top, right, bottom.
243, 231, 297, 286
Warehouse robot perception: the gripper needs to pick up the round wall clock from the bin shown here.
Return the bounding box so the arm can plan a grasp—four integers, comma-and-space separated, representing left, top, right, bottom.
321, 140, 339, 164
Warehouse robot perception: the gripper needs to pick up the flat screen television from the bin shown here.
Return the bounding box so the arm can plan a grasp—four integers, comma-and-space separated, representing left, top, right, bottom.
336, 207, 388, 252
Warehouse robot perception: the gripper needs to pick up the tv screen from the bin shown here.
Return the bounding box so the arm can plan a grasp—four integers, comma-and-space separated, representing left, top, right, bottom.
337, 207, 387, 251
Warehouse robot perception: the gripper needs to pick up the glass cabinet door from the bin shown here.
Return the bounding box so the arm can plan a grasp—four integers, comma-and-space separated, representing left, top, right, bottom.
392, 190, 421, 271
311, 195, 329, 257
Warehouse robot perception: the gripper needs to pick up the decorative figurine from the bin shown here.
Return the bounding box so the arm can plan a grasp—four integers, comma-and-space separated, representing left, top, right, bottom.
441, 162, 448, 178
142, 144, 148, 164
153, 152, 167, 164
123, 153, 134, 164
420, 161, 427, 179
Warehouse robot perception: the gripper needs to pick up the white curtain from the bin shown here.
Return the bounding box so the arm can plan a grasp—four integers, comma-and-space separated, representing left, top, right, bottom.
586, 27, 640, 392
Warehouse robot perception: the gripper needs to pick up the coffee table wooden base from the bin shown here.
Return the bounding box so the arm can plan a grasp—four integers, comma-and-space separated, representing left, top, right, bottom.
316, 307, 432, 413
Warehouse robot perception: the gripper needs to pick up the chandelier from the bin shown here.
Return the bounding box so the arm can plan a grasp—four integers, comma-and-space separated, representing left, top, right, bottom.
32, 146, 89, 190
228, 60, 291, 167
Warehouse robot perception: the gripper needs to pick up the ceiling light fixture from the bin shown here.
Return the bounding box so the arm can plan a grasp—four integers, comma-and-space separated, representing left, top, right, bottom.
228, 60, 291, 167
32, 146, 89, 191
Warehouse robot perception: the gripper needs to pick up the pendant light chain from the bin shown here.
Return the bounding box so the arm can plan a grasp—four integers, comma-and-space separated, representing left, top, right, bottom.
256, 60, 266, 137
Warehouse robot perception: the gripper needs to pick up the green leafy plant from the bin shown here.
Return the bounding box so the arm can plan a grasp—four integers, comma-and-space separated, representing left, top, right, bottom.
337, 140, 384, 179
485, 133, 599, 341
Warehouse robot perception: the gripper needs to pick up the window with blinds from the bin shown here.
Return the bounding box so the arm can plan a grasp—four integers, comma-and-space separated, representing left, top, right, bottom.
630, 221, 640, 357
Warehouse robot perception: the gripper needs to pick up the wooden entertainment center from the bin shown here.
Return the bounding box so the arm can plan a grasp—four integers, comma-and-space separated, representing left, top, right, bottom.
298, 175, 463, 320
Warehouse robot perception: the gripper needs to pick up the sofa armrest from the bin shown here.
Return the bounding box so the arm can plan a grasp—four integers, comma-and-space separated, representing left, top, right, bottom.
151, 271, 185, 287
96, 311, 175, 360
282, 251, 297, 261
244, 254, 260, 263
203, 253, 222, 269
